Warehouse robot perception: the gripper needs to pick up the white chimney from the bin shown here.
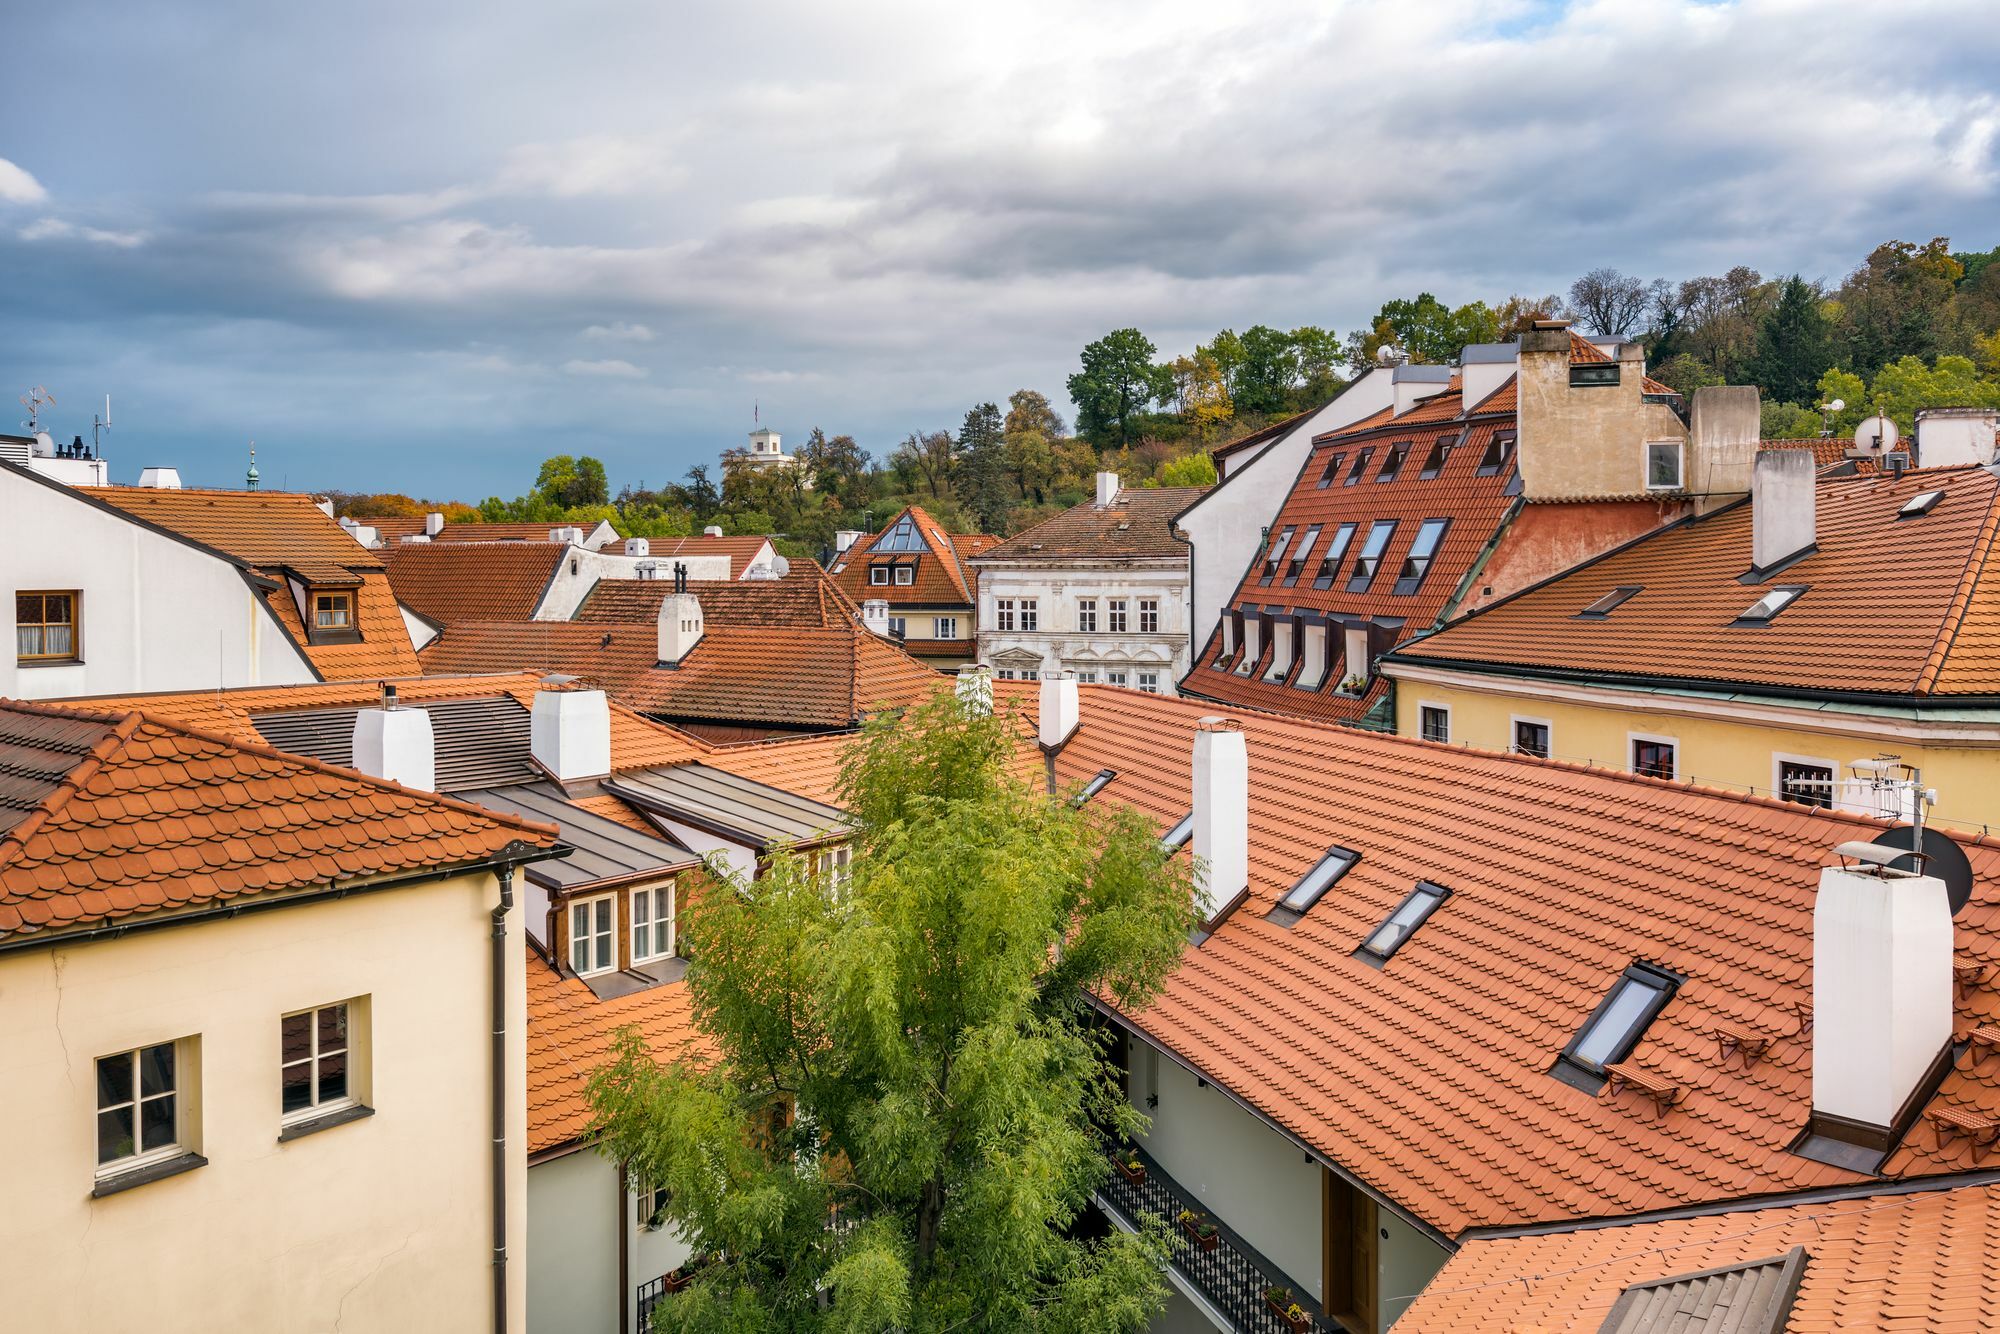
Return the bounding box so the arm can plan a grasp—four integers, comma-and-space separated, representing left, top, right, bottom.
1751, 447, 1816, 571
1039, 673, 1079, 749
703, 524, 724, 538
1812, 843, 1954, 1138
549, 526, 584, 545
315, 498, 335, 518
658, 592, 704, 664
1458, 344, 1517, 413
834, 529, 865, 554
425, 511, 445, 537
1915, 408, 1999, 468
860, 599, 891, 637
1095, 471, 1121, 508
531, 689, 611, 783
136, 466, 183, 490
351, 694, 436, 791
1391, 364, 1453, 417
955, 666, 993, 716
398, 534, 431, 544
624, 537, 650, 557
1191, 718, 1248, 922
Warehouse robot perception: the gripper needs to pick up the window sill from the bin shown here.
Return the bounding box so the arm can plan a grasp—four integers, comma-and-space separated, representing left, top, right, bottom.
15, 658, 84, 669
278, 1102, 374, 1142
92, 1151, 207, 1197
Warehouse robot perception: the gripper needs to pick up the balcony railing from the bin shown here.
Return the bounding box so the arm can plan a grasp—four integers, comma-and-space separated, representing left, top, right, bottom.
636, 1274, 668, 1330
1095, 1135, 1336, 1333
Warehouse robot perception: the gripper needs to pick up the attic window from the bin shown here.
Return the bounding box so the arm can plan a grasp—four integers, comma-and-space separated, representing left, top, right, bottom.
1313, 523, 1357, 589
1418, 439, 1452, 479
1736, 585, 1806, 624
1260, 527, 1296, 583
873, 515, 929, 553
1116, 522, 1132, 531
1160, 812, 1193, 851
1376, 442, 1409, 482
1570, 363, 1620, 387
1071, 769, 1116, 807
1576, 585, 1642, 618
1277, 846, 1359, 915
1343, 447, 1374, 486
1315, 452, 1347, 489
1347, 521, 1397, 592
1284, 526, 1321, 585
314, 592, 352, 630
1553, 961, 1681, 1091
1476, 431, 1516, 477
1393, 519, 1449, 595
1899, 490, 1945, 518
1357, 881, 1450, 963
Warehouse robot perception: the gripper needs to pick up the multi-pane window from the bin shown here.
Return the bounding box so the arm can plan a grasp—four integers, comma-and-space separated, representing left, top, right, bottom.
1314, 523, 1357, 589
281, 1002, 352, 1118
631, 885, 675, 963
1645, 441, 1683, 490
16, 591, 79, 662
1348, 521, 1398, 591
1075, 670, 1098, 683
815, 845, 853, 898
1106, 670, 1128, 686
1138, 599, 1159, 633
893, 566, 915, 585
996, 599, 1016, 632
869, 566, 890, 585
1077, 600, 1098, 633
995, 669, 1017, 680
1107, 600, 1128, 633
638, 1185, 671, 1230
1260, 527, 1295, 583
1513, 719, 1551, 759
1315, 453, 1347, 488
873, 515, 928, 552
313, 592, 352, 630
1284, 528, 1320, 585
934, 616, 957, 639
570, 896, 615, 976
1019, 599, 1038, 631
1394, 519, 1449, 594
1419, 705, 1450, 744
1137, 672, 1159, 693
96, 1040, 182, 1171
1778, 760, 1835, 808
1632, 738, 1676, 780
1020, 668, 1039, 680
886, 616, 906, 637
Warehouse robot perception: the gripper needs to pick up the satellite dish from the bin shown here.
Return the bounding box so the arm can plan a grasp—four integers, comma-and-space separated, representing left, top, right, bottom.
771, 554, 791, 578
1824, 398, 1845, 414
1870, 824, 1976, 917
1853, 415, 1898, 453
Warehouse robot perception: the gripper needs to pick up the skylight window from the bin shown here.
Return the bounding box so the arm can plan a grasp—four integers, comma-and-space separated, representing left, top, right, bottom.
1277, 846, 1359, 915
1284, 526, 1321, 585
873, 515, 930, 553
1376, 442, 1409, 482
1260, 527, 1295, 583
1393, 519, 1449, 594
1315, 452, 1347, 489
1343, 447, 1374, 486
1899, 490, 1945, 518
1554, 962, 1680, 1090
1576, 585, 1642, 618
1736, 585, 1806, 623
1160, 812, 1193, 851
1313, 523, 1357, 589
1071, 769, 1116, 807
1347, 521, 1397, 592
1357, 881, 1450, 962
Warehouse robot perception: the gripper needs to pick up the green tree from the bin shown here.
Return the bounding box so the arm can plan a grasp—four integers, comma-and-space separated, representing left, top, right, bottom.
1288, 326, 1346, 405
1154, 451, 1217, 488
1166, 352, 1232, 438
957, 403, 1012, 533
1068, 329, 1170, 447
1746, 276, 1835, 406
1344, 295, 1500, 371
1203, 330, 1246, 401
1838, 238, 1964, 377
1232, 325, 1301, 414
1003, 389, 1067, 442
1868, 355, 2000, 434
535, 454, 611, 509
1006, 430, 1058, 505
891, 430, 957, 500
586, 692, 1192, 1334
1815, 368, 1869, 435
799, 430, 873, 513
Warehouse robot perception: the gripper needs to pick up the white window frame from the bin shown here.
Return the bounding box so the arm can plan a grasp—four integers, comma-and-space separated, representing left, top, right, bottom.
1644, 441, 1684, 491
569, 894, 617, 977
815, 844, 853, 898
1234, 617, 1261, 675
996, 668, 1016, 680
638, 1183, 671, 1230
1074, 670, 1098, 683
1137, 671, 1159, 693
886, 615, 906, 637
933, 616, 957, 639
1077, 599, 1097, 634
1107, 599, 1128, 633
1772, 751, 1839, 807
1629, 731, 1679, 780
1296, 622, 1329, 690
1509, 713, 1554, 759
1019, 599, 1039, 631
893, 565, 915, 586
281, 1000, 360, 1124
869, 566, 889, 585
95, 1037, 193, 1178
1262, 620, 1293, 682
1106, 670, 1128, 686
630, 883, 676, 965
1138, 599, 1159, 633
996, 599, 1015, 632
1418, 701, 1451, 745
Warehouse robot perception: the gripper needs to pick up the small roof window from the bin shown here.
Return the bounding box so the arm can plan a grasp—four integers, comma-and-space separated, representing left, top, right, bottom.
1315, 452, 1347, 489
1376, 441, 1409, 482
1071, 769, 1116, 807
1357, 881, 1450, 962
1899, 489, 1945, 518
1343, 447, 1375, 486
1277, 846, 1359, 915
1553, 961, 1680, 1090
1737, 585, 1806, 623
1160, 812, 1193, 851
1576, 585, 1642, 618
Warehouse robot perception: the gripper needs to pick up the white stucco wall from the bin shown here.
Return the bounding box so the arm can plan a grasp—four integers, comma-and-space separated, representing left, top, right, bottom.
1, 466, 317, 698
1178, 371, 1397, 652
529, 1149, 619, 1333
0, 871, 528, 1333
975, 560, 1190, 693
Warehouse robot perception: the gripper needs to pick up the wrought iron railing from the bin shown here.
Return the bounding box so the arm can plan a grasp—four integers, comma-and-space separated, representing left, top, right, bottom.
636, 1274, 667, 1330
1096, 1135, 1336, 1333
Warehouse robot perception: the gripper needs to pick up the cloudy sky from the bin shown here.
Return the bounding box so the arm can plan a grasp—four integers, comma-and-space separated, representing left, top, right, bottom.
2, 0, 1996, 498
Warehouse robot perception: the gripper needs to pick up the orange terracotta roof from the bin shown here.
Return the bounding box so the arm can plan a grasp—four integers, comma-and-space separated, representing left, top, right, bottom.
526, 947, 712, 1153
365, 518, 616, 548
828, 505, 987, 608
380, 542, 567, 623
978, 487, 1205, 562
641, 534, 774, 579
258, 571, 423, 679
1394, 466, 2000, 697
1759, 436, 1863, 469
1033, 685, 2000, 1235
0, 698, 556, 943
575, 562, 851, 627
1397, 1178, 2000, 1332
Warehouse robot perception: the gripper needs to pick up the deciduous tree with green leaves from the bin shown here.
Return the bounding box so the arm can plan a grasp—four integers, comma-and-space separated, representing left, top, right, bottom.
587, 691, 1196, 1333
1069, 329, 1171, 447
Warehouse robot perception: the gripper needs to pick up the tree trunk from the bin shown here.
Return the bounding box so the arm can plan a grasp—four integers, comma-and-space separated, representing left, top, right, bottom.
915, 1175, 945, 1269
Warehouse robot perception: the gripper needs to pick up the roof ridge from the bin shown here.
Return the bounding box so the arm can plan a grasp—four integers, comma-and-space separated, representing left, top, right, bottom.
0, 704, 145, 873
1917, 481, 2000, 694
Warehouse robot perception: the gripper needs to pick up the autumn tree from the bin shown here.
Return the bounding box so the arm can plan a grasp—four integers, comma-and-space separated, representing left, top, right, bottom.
1004, 389, 1067, 442
536, 454, 611, 509
1166, 351, 1232, 438
1068, 329, 1170, 447
1567, 268, 1653, 337
1838, 238, 1966, 377
892, 429, 957, 500
586, 691, 1193, 1334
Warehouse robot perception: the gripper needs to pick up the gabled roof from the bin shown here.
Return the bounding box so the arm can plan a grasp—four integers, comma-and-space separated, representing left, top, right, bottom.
362, 518, 617, 548
1211, 406, 1320, 463
828, 505, 989, 606
1397, 1178, 1994, 1332
976, 487, 1206, 562
641, 534, 775, 580
1392, 466, 2000, 698
380, 541, 567, 624
575, 562, 851, 627
1029, 685, 2000, 1236
0, 698, 556, 944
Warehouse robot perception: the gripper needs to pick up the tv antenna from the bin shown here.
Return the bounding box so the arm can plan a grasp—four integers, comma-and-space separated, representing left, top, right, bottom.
19, 385, 54, 433
93, 395, 112, 453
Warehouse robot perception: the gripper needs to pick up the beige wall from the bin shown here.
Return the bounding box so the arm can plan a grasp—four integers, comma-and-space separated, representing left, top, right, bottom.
1515, 333, 1689, 502
0, 872, 527, 1334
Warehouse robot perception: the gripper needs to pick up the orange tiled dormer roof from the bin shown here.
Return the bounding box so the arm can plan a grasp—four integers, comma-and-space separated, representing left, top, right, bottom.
0, 697, 556, 944
1392, 465, 2000, 698
1029, 684, 2000, 1237
380, 541, 568, 624
80, 486, 421, 680
828, 505, 990, 608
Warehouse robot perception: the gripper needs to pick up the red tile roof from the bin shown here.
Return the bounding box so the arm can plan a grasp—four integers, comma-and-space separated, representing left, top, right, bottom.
0, 698, 556, 943
379, 542, 567, 624
575, 562, 851, 627
364, 518, 616, 548
1397, 1178, 2000, 1332
828, 505, 988, 608
1032, 685, 2000, 1236
641, 534, 775, 580
978, 488, 1206, 562
1393, 465, 2000, 697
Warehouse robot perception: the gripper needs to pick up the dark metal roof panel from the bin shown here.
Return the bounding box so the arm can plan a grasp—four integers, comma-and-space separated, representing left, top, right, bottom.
1598, 1247, 1807, 1334
462, 782, 697, 890
605, 763, 851, 847
251, 696, 540, 793
0, 711, 117, 835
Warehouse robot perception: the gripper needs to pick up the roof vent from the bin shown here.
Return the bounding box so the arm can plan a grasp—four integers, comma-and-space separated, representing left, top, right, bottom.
425, 511, 445, 537
703, 524, 724, 538
135, 466, 182, 490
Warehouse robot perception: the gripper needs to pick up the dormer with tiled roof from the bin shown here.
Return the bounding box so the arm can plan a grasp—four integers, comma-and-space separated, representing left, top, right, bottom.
828, 506, 990, 663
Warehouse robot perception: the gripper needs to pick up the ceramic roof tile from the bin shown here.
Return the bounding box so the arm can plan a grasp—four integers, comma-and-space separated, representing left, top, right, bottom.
1395, 466, 2000, 697
638, 534, 775, 579
576, 563, 849, 626
363, 519, 617, 547
977, 488, 1206, 561
828, 505, 989, 607
380, 542, 567, 623
0, 698, 556, 942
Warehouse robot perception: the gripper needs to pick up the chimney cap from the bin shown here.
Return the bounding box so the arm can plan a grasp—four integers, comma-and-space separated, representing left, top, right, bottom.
1832, 840, 1924, 875
1530, 317, 1573, 331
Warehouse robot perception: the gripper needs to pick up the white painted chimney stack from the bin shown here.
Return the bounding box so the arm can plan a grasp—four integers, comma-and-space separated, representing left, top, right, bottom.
1812, 845, 1954, 1135
658, 592, 704, 664
1751, 448, 1816, 571
1039, 673, 1080, 749
1095, 471, 1121, 508
1191, 717, 1248, 922
531, 689, 611, 783
351, 692, 436, 791
624, 537, 651, 557
425, 511, 445, 537
703, 524, 725, 538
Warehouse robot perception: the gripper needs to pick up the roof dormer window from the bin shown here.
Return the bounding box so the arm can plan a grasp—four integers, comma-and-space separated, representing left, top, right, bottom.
314, 592, 352, 630
1347, 521, 1397, 592
1260, 527, 1295, 584
1315, 452, 1347, 489
1418, 438, 1453, 479
1376, 442, 1409, 482
1553, 961, 1680, 1091
1476, 431, 1516, 477
1313, 523, 1357, 589
1343, 447, 1374, 486
1393, 519, 1449, 595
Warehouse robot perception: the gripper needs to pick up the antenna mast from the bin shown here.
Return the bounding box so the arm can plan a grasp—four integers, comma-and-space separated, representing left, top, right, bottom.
93, 395, 111, 454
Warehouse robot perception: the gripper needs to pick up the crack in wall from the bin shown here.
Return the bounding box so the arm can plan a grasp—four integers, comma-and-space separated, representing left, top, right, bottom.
332, 1231, 416, 1333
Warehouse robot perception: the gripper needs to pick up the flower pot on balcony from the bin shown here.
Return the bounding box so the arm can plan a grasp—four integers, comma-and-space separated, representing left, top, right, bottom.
1177, 1212, 1219, 1252
1112, 1156, 1146, 1185
1264, 1289, 1311, 1333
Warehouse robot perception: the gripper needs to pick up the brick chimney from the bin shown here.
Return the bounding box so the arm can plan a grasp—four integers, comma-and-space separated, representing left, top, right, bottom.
531, 688, 611, 784
351, 685, 435, 790
1191, 717, 1248, 924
